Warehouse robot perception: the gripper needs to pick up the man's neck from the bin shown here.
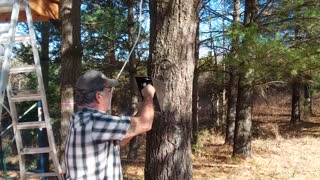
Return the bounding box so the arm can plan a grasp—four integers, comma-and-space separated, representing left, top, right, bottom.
78, 103, 107, 113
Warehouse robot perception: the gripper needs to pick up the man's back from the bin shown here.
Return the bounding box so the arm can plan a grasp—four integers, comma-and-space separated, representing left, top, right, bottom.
65, 108, 130, 180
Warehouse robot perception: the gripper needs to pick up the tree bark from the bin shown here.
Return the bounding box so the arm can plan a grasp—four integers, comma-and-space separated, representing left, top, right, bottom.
40, 22, 50, 90
60, 0, 82, 170
192, 12, 201, 145
233, 75, 252, 158
304, 83, 313, 117
291, 80, 301, 124
233, 0, 257, 158
126, 0, 142, 160
225, 0, 240, 145
104, 1, 117, 71
225, 71, 238, 145
145, 1, 200, 179
39, 21, 50, 172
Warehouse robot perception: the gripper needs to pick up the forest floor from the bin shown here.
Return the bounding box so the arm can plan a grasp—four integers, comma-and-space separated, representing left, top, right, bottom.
1, 93, 320, 179
121, 92, 320, 180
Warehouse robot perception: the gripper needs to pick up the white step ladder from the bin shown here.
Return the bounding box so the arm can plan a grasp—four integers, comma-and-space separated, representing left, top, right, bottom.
0, 0, 63, 179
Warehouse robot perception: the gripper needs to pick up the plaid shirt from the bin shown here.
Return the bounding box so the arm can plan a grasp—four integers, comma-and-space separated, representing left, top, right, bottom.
65, 107, 131, 180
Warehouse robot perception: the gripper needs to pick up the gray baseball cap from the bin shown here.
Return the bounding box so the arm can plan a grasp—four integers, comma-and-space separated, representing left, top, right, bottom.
75, 70, 119, 92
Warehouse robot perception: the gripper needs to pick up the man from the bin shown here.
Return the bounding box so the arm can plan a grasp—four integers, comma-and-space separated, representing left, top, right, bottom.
65, 70, 155, 180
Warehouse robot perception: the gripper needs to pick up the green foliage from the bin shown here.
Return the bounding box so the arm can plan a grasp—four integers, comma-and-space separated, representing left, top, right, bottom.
222, 0, 320, 88
46, 63, 61, 119
192, 129, 212, 155
81, 1, 129, 61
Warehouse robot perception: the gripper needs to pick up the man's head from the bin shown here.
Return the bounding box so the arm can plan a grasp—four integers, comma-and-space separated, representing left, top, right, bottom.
75, 70, 119, 111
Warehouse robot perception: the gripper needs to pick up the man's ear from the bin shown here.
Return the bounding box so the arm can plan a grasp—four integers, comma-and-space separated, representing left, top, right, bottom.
96, 92, 102, 103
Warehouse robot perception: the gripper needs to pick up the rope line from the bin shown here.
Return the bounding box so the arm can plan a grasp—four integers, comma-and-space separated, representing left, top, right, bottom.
109, 0, 144, 113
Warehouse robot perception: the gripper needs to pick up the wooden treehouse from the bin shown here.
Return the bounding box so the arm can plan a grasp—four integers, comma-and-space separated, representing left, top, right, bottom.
0, 0, 59, 22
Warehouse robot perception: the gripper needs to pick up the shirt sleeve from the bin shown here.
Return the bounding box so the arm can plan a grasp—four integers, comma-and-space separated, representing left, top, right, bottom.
91, 113, 131, 142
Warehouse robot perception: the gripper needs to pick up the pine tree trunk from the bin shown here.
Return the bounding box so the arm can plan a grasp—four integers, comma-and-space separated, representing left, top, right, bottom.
39, 21, 50, 172
126, 0, 142, 160
233, 0, 257, 158
304, 84, 313, 117
225, 71, 238, 145
233, 75, 252, 158
225, 0, 240, 145
60, 0, 82, 170
40, 22, 49, 90
145, 1, 200, 179
105, 1, 117, 70
215, 93, 221, 128
192, 16, 200, 145
291, 81, 301, 124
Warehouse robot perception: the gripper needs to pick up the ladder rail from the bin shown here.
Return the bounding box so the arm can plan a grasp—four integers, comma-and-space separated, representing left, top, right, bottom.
0, 0, 19, 122
0, 0, 64, 179
7, 82, 27, 179
24, 0, 63, 176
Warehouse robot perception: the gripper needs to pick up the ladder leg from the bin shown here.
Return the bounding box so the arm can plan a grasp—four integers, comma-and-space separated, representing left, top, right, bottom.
7, 83, 26, 180
19, 154, 26, 179
0, 0, 26, 179
0, 0, 64, 179
8, 101, 25, 179
0, 0, 20, 120
24, 0, 64, 178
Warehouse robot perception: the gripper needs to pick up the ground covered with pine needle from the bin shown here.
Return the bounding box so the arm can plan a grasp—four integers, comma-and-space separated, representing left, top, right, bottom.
1, 93, 320, 179
122, 93, 320, 179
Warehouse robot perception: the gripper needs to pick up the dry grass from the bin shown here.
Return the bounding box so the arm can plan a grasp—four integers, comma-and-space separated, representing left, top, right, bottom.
123, 132, 320, 180
192, 134, 320, 180
122, 92, 320, 179
2, 92, 320, 179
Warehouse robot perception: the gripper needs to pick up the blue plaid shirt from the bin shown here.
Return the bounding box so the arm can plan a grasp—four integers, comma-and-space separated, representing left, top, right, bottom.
65, 107, 131, 180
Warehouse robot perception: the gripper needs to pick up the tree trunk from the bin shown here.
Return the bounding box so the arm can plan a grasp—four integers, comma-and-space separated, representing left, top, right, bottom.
145, 1, 200, 179
225, 0, 240, 145
291, 81, 301, 124
192, 14, 201, 145
233, 0, 257, 158
233, 75, 253, 158
304, 84, 313, 117
60, 0, 82, 170
126, 0, 142, 160
215, 93, 221, 128
105, 1, 117, 71
40, 22, 49, 90
39, 21, 50, 172
225, 71, 238, 145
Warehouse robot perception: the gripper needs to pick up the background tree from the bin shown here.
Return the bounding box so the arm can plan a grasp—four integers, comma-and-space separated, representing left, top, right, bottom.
125, 0, 142, 160
225, 0, 240, 145
192, 6, 201, 145
38, 21, 50, 172
59, 0, 82, 168
233, 0, 258, 158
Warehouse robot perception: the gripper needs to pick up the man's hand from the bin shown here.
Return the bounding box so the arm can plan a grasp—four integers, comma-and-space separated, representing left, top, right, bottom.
141, 84, 155, 100
121, 84, 155, 146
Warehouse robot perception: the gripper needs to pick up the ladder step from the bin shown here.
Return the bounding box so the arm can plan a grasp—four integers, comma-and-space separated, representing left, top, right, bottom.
21, 147, 51, 154
26, 172, 59, 178
0, 0, 14, 5
0, 33, 30, 44
0, 0, 14, 7
11, 92, 42, 102
10, 65, 36, 73
0, 25, 9, 34
17, 121, 46, 130
0, 0, 24, 13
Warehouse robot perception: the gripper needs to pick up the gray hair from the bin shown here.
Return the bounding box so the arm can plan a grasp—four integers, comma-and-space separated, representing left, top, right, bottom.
74, 70, 117, 105
75, 87, 106, 105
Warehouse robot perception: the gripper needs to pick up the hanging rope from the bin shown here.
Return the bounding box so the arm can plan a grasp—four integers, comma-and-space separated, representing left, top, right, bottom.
108, 0, 144, 113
